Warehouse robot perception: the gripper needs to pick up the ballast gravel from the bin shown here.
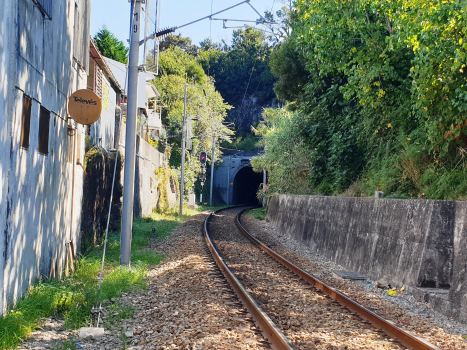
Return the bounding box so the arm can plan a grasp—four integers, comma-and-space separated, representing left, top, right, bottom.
210, 209, 404, 350
18, 209, 467, 350
241, 212, 467, 350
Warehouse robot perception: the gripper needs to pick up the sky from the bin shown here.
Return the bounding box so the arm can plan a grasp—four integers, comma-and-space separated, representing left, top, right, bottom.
90, 0, 286, 50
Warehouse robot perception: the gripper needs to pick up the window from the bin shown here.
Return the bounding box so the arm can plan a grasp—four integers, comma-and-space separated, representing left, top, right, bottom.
36, 0, 53, 19
38, 106, 50, 154
20, 95, 32, 149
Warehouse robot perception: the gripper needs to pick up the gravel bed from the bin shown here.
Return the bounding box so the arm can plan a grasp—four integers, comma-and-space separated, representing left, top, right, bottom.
241, 212, 467, 350
209, 208, 405, 350
19, 212, 268, 350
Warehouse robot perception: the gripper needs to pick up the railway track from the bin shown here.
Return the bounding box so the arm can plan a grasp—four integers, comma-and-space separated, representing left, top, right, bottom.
204, 206, 442, 350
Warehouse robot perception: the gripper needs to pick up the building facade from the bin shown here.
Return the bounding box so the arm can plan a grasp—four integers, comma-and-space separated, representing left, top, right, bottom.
0, 0, 91, 314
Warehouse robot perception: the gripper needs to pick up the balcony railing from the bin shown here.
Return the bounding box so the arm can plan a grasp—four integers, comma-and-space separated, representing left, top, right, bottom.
36, 0, 53, 19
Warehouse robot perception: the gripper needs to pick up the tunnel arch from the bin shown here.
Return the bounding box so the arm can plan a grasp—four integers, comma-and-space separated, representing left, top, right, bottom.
232, 166, 263, 205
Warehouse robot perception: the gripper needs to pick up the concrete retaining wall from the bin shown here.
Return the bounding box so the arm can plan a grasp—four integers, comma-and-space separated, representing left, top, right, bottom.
267, 194, 467, 321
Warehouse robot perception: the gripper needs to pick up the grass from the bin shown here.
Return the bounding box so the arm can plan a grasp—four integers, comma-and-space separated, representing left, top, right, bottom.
0, 207, 200, 350
248, 207, 268, 221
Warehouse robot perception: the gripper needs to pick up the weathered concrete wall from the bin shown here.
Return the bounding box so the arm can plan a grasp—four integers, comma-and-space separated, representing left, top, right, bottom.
134, 136, 164, 217
119, 124, 165, 217
0, 0, 89, 314
267, 194, 467, 320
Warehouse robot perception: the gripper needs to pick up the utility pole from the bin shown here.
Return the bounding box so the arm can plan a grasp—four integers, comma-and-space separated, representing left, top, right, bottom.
121, 0, 142, 266
180, 86, 188, 216
210, 134, 215, 206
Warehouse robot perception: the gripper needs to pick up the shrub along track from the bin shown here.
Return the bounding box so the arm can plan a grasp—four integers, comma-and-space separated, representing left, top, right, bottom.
206, 207, 442, 350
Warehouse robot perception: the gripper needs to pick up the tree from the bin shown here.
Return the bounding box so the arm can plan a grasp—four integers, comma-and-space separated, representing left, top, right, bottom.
93, 26, 128, 64
269, 36, 308, 105
152, 48, 233, 195
159, 34, 198, 56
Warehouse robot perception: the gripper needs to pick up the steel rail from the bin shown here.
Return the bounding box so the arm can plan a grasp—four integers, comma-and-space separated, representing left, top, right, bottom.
204, 207, 295, 350
236, 209, 442, 350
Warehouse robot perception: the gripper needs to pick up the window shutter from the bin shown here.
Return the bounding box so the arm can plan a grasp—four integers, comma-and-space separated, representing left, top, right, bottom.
38, 107, 50, 155
20, 95, 32, 149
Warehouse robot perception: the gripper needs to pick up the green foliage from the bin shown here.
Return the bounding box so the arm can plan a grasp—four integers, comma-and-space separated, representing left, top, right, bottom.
152, 47, 233, 197
159, 34, 198, 56
252, 108, 315, 194
222, 133, 262, 151
254, 0, 467, 200
93, 26, 128, 64
269, 36, 309, 104
248, 207, 268, 221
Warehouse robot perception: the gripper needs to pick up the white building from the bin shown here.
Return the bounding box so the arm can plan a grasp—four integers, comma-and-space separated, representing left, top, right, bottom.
104, 57, 163, 141
0, 0, 91, 314
88, 40, 122, 149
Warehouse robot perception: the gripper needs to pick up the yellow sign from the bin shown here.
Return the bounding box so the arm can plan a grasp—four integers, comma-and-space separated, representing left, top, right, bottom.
68, 89, 102, 125
102, 82, 109, 111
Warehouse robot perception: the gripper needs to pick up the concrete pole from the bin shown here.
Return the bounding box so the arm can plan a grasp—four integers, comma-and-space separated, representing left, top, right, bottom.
121, 0, 142, 266
179, 86, 188, 215
210, 134, 215, 206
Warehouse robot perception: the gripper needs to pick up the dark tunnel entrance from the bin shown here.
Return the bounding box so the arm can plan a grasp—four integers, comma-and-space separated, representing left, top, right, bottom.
232, 166, 263, 205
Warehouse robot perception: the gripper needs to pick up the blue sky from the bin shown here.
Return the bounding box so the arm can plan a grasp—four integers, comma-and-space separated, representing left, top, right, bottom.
91, 0, 285, 49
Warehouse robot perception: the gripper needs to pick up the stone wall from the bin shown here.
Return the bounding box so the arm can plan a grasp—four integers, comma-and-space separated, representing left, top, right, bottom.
267, 194, 467, 321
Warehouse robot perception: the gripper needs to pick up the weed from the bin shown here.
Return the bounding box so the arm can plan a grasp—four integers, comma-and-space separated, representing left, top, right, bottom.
53, 338, 77, 350
105, 303, 135, 326
248, 207, 268, 221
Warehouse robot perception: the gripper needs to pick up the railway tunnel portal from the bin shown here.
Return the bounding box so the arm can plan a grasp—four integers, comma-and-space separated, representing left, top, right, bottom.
213, 150, 265, 205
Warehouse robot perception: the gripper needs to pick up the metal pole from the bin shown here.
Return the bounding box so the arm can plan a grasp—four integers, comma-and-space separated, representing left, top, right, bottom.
179, 86, 188, 215
227, 155, 230, 205
121, 0, 142, 266
143, 0, 149, 66
210, 134, 215, 206
263, 170, 267, 207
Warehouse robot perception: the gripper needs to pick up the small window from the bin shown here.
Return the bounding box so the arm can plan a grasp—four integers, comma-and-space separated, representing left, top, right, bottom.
38, 106, 50, 154
20, 95, 32, 149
